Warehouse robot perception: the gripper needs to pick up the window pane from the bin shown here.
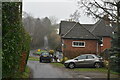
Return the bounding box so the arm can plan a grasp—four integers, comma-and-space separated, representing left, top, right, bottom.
81, 42, 84, 46
74, 42, 77, 46
87, 55, 94, 59
79, 42, 82, 46
78, 55, 86, 59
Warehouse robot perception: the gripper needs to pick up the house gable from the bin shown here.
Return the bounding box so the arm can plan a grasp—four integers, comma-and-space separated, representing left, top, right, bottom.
59, 21, 76, 36
62, 23, 98, 40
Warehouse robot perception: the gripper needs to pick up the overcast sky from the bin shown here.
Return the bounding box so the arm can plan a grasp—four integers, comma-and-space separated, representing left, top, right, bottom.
23, 0, 95, 24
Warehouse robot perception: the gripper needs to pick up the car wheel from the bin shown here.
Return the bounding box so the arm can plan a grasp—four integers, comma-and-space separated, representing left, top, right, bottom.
68, 63, 75, 69
94, 63, 101, 68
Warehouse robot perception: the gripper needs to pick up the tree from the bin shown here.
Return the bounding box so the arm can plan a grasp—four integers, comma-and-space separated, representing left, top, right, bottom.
77, 0, 118, 21
49, 16, 58, 25
23, 13, 60, 50
70, 10, 80, 22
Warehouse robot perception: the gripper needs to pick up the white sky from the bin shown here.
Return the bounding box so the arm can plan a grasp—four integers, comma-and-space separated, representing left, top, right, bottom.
23, 0, 95, 24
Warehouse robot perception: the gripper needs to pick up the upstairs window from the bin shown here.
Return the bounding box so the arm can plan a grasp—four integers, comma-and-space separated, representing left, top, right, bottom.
72, 41, 85, 47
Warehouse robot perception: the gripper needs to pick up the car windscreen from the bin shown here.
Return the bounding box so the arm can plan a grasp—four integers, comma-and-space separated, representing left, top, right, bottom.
41, 52, 49, 56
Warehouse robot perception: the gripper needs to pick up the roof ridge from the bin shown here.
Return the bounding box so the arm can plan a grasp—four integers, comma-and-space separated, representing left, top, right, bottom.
62, 22, 78, 37
79, 23, 98, 39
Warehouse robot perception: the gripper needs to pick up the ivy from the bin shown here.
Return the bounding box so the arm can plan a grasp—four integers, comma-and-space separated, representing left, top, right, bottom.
2, 2, 31, 78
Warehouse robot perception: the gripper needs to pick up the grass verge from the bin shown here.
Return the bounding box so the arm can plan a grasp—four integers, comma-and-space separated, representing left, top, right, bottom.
51, 63, 64, 67
51, 63, 120, 75
28, 56, 39, 61
21, 66, 31, 78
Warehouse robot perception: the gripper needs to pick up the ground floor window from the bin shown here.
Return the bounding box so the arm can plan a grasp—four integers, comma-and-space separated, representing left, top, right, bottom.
72, 41, 85, 47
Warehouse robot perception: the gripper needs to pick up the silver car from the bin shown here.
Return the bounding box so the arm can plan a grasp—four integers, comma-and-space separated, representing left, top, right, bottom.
64, 54, 104, 69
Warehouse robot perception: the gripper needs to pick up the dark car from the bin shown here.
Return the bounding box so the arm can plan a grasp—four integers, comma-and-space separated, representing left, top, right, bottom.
39, 52, 52, 63
64, 54, 104, 69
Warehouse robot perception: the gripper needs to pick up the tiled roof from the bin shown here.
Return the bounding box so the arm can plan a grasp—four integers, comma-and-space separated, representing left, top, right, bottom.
59, 21, 76, 36
82, 24, 94, 31
61, 22, 98, 39
90, 19, 113, 37
59, 20, 114, 39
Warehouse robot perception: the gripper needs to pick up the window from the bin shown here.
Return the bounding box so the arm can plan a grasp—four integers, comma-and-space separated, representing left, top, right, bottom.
87, 55, 94, 59
72, 41, 85, 47
78, 55, 87, 60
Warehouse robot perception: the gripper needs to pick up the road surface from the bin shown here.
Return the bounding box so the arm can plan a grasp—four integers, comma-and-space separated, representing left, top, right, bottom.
27, 61, 73, 78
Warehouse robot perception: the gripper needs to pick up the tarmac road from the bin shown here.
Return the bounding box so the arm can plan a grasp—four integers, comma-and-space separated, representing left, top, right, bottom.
27, 61, 73, 78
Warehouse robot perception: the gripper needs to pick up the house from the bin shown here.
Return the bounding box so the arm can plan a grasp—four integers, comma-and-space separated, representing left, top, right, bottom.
59, 19, 114, 59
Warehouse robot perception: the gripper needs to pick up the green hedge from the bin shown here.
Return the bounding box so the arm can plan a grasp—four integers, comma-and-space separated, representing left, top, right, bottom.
2, 2, 31, 78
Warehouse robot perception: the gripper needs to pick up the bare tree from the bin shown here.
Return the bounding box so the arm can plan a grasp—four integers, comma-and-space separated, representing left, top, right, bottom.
70, 10, 80, 22
77, 0, 119, 21
49, 16, 58, 25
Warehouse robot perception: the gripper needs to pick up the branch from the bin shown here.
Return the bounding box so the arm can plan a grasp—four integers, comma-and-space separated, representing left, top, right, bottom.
81, 2, 103, 19
93, 0, 117, 20
104, 1, 117, 6
81, 1, 116, 21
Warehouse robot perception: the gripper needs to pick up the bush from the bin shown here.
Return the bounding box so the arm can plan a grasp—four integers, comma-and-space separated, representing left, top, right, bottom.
60, 57, 68, 63
2, 2, 31, 78
103, 60, 109, 68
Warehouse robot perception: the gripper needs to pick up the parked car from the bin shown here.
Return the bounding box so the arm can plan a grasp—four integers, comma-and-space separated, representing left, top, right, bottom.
64, 54, 104, 69
39, 52, 52, 63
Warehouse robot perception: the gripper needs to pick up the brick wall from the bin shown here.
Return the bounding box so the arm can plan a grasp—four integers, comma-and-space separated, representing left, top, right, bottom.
62, 39, 98, 58
101, 37, 111, 51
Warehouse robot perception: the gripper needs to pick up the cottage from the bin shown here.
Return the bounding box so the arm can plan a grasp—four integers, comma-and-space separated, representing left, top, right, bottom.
59, 19, 114, 58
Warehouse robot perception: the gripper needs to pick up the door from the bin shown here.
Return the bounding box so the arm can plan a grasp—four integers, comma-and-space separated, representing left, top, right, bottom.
75, 55, 87, 67
85, 55, 95, 67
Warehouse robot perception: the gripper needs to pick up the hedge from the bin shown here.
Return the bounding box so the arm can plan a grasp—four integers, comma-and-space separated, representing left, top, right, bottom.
2, 2, 31, 78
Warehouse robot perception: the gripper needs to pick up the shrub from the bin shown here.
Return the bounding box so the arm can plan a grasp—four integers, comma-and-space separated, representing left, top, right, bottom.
103, 60, 109, 68
2, 2, 31, 78
60, 57, 68, 63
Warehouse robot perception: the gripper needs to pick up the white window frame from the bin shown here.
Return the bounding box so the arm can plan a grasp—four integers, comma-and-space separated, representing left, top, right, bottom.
72, 41, 85, 47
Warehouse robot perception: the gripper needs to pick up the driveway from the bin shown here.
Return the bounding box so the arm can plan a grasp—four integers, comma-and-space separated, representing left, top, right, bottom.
27, 61, 73, 78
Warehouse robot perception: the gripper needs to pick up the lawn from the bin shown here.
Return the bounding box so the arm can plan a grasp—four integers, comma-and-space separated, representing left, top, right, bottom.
28, 56, 39, 61
51, 63, 64, 67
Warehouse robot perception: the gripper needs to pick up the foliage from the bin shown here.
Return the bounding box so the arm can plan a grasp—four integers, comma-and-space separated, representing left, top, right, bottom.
21, 66, 31, 78
2, 2, 31, 78
23, 13, 60, 50
103, 60, 109, 68
49, 50, 54, 55
60, 57, 68, 63
0, 2, 2, 80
